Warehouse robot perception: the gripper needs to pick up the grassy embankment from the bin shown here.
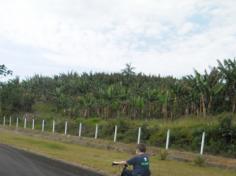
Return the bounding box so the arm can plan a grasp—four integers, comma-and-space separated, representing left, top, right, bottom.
14, 102, 236, 129
0, 129, 235, 176
5, 102, 236, 157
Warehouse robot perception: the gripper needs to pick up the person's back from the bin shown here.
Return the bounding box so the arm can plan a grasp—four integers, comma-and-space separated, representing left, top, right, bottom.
113, 143, 151, 176
127, 153, 150, 176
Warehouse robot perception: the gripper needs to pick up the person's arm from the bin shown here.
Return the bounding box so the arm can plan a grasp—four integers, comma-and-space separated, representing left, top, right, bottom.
112, 161, 127, 165
113, 156, 136, 166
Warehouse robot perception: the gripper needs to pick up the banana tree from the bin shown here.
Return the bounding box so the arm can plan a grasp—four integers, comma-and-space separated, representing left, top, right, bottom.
218, 59, 236, 113
204, 68, 224, 113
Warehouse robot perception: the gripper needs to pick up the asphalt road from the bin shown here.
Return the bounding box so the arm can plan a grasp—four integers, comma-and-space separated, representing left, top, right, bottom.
0, 144, 104, 176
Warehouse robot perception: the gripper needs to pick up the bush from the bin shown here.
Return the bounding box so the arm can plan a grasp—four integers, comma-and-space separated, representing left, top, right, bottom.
194, 155, 205, 167
148, 127, 164, 147
159, 150, 169, 160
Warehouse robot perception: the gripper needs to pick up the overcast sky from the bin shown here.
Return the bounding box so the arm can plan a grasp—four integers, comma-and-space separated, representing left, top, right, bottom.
0, 0, 236, 80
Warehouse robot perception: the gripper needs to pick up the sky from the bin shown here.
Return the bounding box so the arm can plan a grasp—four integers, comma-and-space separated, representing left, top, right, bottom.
0, 0, 236, 80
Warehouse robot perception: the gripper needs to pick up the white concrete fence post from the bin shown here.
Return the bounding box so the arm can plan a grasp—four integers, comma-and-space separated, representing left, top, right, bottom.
95, 124, 98, 139
42, 120, 45, 132
137, 127, 141, 144
64, 121, 68, 135
16, 117, 19, 129
3, 116, 5, 126
78, 123, 82, 138
52, 120, 55, 133
200, 131, 205, 155
114, 125, 118, 143
24, 118, 27, 129
9, 116, 11, 127
166, 129, 170, 150
32, 119, 35, 130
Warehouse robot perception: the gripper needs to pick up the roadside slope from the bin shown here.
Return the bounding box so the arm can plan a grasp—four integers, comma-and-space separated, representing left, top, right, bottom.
0, 128, 235, 176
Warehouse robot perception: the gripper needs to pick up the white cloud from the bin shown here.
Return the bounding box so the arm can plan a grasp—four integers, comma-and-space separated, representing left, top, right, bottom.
0, 0, 236, 78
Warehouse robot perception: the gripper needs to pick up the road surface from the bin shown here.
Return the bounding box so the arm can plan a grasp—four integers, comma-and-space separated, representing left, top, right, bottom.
0, 144, 103, 176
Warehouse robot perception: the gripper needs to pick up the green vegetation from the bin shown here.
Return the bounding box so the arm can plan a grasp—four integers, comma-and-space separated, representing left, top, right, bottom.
159, 150, 169, 160
194, 155, 206, 167
0, 130, 235, 176
1, 111, 236, 157
0, 64, 12, 77
1, 59, 236, 119
0, 59, 236, 157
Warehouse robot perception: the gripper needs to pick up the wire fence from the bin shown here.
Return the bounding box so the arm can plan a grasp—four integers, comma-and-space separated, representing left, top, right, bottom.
0, 116, 209, 156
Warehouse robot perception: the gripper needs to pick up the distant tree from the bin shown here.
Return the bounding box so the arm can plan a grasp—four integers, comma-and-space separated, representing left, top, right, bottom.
121, 63, 135, 76
0, 65, 12, 77
0, 65, 12, 114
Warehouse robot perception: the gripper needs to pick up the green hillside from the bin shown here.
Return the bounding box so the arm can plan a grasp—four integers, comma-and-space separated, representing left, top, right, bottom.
0, 59, 236, 157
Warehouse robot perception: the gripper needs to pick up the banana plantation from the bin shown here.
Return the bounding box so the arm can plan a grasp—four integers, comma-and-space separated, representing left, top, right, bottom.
0, 58, 236, 119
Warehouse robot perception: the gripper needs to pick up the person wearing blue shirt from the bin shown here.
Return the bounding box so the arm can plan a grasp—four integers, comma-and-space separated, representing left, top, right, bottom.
113, 144, 151, 176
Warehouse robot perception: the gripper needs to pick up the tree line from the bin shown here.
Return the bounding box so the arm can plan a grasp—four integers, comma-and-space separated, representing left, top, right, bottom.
0, 59, 236, 119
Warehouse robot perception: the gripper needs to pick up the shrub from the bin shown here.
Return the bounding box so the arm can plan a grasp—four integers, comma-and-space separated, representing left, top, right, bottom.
194, 155, 205, 167
159, 150, 169, 160
148, 127, 164, 147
